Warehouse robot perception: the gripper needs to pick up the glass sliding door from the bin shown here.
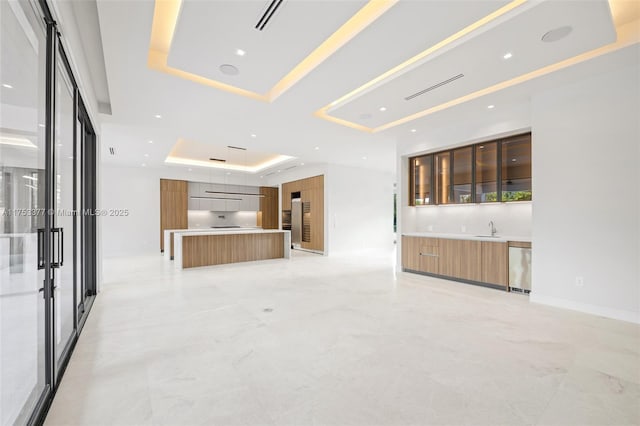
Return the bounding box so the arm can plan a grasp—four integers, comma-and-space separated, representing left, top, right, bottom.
75, 100, 97, 322
0, 0, 49, 423
52, 53, 77, 377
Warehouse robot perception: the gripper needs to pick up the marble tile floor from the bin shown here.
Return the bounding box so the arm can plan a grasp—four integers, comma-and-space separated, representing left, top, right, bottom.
45, 250, 640, 425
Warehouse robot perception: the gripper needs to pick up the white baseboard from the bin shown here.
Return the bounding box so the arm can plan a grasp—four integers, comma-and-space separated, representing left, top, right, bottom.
530, 293, 640, 324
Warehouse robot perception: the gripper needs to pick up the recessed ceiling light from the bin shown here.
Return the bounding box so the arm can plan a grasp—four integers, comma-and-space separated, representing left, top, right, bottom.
235, 48, 246, 57
154, 114, 162, 119
314, 146, 319, 150
144, 154, 149, 157
512, 158, 517, 162
142, 163, 146, 167
362, 156, 367, 160
251, 134, 257, 138
2, 83, 13, 89
487, 105, 495, 109
410, 129, 417, 133
277, 170, 281, 173
300, 163, 305, 166
542, 26, 573, 43
148, 140, 153, 144
379, 106, 387, 112
503, 52, 513, 60
220, 64, 239, 75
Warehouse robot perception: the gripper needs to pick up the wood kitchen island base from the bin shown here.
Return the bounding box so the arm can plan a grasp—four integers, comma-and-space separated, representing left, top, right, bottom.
174, 230, 291, 269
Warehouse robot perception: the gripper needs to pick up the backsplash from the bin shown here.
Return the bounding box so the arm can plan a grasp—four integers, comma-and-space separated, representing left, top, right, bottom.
188, 210, 258, 229
402, 202, 532, 237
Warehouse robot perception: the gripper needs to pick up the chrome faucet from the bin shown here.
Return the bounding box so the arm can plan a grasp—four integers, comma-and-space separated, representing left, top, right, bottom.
488, 221, 497, 237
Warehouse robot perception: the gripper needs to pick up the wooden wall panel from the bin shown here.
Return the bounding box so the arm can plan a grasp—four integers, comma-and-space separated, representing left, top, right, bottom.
160, 179, 188, 251
259, 186, 279, 229
182, 233, 285, 268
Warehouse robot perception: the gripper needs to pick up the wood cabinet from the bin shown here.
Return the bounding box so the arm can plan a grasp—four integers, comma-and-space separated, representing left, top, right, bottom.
402, 236, 439, 274
282, 182, 293, 211
402, 235, 510, 289
481, 241, 508, 288
437, 238, 481, 281
281, 175, 324, 252
258, 186, 279, 229
160, 179, 188, 252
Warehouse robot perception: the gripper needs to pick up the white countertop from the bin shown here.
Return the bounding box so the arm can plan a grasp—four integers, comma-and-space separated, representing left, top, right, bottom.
402, 232, 531, 243
164, 227, 261, 233
176, 229, 288, 237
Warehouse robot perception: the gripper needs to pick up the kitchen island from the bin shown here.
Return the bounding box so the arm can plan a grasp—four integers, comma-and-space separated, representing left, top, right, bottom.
163, 227, 260, 260
173, 229, 291, 269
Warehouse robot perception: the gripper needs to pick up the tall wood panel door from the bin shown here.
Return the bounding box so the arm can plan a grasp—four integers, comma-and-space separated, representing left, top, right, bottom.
160, 179, 188, 252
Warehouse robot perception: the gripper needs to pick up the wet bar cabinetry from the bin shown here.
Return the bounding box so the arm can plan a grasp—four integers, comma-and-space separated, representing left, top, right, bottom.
402, 234, 525, 290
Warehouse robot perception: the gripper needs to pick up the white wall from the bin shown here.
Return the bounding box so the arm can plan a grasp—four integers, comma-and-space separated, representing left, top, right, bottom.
100, 165, 262, 257
266, 163, 395, 257
530, 62, 640, 323
325, 164, 395, 257
404, 202, 532, 237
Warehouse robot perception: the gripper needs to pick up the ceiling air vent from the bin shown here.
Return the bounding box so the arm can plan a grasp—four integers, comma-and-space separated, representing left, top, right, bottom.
109, 147, 115, 155
227, 145, 247, 151
284, 165, 296, 171
404, 73, 464, 101
265, 172, 276, 176
209, 158, 226, 162
255, 0, 284, 31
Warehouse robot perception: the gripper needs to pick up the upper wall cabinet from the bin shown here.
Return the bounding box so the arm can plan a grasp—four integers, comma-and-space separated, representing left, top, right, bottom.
409, 133, 531, 206
187, 181, 261, 212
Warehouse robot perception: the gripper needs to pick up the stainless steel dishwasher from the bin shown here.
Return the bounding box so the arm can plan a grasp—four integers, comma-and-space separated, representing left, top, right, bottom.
509, 245, 532, 293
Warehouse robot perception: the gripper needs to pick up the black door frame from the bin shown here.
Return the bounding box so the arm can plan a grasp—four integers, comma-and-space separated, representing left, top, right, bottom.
20, 0, 99, 423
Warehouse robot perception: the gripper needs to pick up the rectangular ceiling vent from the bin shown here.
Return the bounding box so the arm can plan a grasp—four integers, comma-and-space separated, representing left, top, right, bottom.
109, 147, 115, 155
255, 0, 283, 31
227, 145, 247, 151
284, 165, 296, 171
265, 172, 276, 176
209, 158, 226, 162
404, 73, 464, 101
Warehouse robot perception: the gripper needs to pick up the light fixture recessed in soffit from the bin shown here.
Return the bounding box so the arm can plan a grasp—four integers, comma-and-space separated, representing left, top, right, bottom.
220, 64, 239, 76
542, 26, 573, 43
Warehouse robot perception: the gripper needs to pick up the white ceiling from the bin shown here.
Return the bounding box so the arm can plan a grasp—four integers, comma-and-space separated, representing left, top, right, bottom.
168, 0, 367, 94
331, 0, 616, 127
93, 0, 638, 174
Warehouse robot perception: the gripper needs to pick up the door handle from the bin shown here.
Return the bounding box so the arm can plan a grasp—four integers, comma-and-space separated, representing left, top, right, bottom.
51, 227, 63, 268
59, 227, 64, 266
37, 228, 45, 269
